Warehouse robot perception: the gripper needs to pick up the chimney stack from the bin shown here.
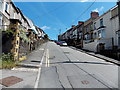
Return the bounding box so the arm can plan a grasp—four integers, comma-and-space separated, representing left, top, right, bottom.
91, 11, 99, 18
78, 21, 84, 25
72, 25, 75, 28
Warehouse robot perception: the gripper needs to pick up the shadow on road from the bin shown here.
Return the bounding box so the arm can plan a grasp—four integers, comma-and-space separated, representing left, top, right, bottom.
46, 61, 113, 65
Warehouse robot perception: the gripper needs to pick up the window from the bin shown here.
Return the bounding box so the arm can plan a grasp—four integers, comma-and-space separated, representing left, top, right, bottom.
100, 18, 103, 27
94, 32, 97, 39
85, 34, 89, 40
90, 24, 93, 30
98, 30, 101, 38
118, 32, 120, 46
98, 29, 105, 38
0, 0, 2, 11
94, 22, 96, 30
0, 14, 2, 26
86, 26, 88, 32
101, 29, 105, 38
5, 2, 9, 12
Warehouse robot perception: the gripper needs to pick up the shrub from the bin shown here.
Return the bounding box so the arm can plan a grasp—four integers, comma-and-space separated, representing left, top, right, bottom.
0, 53, 17, 69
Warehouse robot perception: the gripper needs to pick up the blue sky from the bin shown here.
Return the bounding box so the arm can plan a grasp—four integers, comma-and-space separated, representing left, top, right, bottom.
14, 2, 116, 40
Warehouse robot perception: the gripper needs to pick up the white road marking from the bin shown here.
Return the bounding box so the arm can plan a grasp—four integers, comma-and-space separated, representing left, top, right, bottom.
11, 67, 38, 72
47, 49, 50, 67
39, 48, 44, 51
45, 49, 50, 67
34, 49, 46, 88
46, 49, 48, 67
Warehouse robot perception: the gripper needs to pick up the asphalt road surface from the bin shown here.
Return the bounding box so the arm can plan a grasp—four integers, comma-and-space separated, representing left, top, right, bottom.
37, 41, 119, 89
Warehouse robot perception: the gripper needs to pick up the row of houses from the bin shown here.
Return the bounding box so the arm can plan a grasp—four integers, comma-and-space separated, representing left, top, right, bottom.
58, 1, 120, 57
0, 0, 48, 61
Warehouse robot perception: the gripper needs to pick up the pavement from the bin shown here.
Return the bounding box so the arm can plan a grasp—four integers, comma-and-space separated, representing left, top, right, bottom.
0, 43, 47, 89
0, 41, 119, 89
69, 46, 120, 66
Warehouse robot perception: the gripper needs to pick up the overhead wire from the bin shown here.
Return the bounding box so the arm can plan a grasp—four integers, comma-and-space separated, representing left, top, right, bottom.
70, 0, 97, 25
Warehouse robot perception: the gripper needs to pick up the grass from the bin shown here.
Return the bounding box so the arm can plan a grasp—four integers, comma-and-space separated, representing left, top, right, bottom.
0, 60, 17, 69
0, 53, 18, 69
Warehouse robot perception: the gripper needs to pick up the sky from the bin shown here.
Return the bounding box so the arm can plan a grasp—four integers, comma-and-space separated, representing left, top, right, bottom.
14, 1, 117, 40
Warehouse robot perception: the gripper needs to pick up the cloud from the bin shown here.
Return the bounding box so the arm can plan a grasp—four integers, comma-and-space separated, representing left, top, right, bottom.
80, 0, 88, 2
92, 6, 104, 12
99, 6, 104, 12
93, 8, 99, 12
41, 26, 51, 30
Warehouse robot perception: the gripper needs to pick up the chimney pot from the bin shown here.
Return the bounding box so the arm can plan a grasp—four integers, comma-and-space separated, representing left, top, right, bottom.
91, 11, 99, 18
78, 21, 84, 25
72, 25, 75, 28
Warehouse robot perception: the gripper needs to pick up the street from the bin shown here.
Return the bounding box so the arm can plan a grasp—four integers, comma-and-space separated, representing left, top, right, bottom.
37, 41, 118, 89
1, 1, 120, 89
0, 41, 119, 89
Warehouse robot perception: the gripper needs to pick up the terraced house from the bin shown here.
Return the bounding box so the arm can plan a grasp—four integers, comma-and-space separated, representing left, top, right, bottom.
117, 0, 120, 47
58, 2, 120, 59
0, 0, 10, 30
83, 5, 119, 53
1, 0, 47, 61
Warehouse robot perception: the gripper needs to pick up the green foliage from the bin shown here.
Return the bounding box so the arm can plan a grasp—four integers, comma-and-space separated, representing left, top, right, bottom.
19, 29, 30, 43
0, 53, 17, 69
6, 29, 14, 35
1, 53, 14, 61
2, 29, 15, 38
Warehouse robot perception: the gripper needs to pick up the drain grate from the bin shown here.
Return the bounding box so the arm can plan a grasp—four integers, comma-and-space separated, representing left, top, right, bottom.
0, 76, 23, 87
49, 56, 55, 59
31, 61, 41, 63
63, 52, 70, 54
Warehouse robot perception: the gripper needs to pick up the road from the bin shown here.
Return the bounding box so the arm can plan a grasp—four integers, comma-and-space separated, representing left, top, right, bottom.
36, 41, 119, 89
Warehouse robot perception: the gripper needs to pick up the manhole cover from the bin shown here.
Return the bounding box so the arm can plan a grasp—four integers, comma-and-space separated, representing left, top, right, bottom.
81, 80, 89, 85
0, 76, 23, 87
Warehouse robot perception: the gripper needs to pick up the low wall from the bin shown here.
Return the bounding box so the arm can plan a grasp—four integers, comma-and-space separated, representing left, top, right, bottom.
83, 40, 98, 52
83, 38, 113, 52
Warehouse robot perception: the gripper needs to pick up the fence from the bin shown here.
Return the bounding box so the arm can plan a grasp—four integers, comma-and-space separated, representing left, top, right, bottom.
100, 49, 120, 60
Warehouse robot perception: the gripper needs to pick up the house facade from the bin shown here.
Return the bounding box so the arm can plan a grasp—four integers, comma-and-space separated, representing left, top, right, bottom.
59, 3, 119, 54
83, 12, 100, 52
83, 6, 119, 52
110, 5, 119, 48
1, 0, 47, 60
0, 0, 11, 30
117, 0, 120, 48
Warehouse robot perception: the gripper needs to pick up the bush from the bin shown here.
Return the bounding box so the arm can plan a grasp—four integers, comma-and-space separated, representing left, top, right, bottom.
0, 53, 17, 69
1, 53, 14, 61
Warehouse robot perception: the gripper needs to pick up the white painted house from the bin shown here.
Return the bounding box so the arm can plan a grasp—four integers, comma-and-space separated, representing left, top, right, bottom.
0, 0, 11, 30
110, 5, 120, 48
83, 6, 119, 52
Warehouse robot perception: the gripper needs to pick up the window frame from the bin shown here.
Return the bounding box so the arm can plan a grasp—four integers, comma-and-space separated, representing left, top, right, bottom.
100, 18, 103, 27
0, 14, 2, 25
5, 2, 9, 13
94, 22, 96, 30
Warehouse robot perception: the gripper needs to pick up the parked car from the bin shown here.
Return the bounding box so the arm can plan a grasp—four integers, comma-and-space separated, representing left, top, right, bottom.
56, 41, 61, 45
59, 41, 67, 46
